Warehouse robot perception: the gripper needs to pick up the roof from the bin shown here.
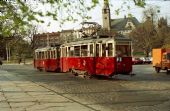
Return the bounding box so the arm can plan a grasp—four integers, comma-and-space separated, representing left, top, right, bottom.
61, 35, 131, 47
110, 17, 140, 31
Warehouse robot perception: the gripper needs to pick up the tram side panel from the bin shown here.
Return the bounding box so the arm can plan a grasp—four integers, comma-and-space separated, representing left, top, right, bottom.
61, 56, 132, 76
116, 57, 132, 74
34, 59, 45, 70
95, 57, 115, 76
44, 59, 60, 72
67, 57, 96, 75
60, 57, 95, 74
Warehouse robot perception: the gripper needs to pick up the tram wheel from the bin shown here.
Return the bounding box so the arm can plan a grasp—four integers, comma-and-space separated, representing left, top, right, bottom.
83, 72, 92, 79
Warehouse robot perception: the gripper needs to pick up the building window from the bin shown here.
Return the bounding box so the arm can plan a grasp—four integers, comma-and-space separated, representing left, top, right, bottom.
103, 9, 107, 14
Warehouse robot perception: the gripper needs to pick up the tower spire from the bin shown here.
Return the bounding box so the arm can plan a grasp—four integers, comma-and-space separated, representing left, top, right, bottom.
102, 0, 111, 30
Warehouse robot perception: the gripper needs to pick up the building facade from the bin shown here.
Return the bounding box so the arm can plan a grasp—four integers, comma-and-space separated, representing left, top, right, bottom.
110, 17, 140, 35
33, 32, 60, 48
102, 1, 140, 35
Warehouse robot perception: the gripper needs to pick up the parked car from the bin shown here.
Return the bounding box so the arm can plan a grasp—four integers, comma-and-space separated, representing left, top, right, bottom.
132, 57, 143, 64
140, 57, 152, 64
144, 57, 152, 64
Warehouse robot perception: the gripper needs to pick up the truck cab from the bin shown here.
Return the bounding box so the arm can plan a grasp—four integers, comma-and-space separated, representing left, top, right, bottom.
161, 52, 170, 71
152, 48, 170, 73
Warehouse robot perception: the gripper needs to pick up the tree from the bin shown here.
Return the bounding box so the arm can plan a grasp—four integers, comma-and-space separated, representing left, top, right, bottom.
10, 39, 32, 63
0, 0, 146, 37
130, 19, 155, 57
24, 25, 39, 50
142, 6, 160, 24
155, 17, 170, 48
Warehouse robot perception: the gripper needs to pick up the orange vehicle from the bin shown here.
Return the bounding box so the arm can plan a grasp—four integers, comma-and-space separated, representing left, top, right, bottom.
152, 48, 170, 73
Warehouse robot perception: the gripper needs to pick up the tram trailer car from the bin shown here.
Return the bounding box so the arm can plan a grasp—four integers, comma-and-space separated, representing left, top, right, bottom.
60, 36, 132, 77
34, 46, 60, 72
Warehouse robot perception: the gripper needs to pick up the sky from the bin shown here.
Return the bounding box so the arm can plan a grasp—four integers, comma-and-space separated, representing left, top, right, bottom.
36, 0, 170, 33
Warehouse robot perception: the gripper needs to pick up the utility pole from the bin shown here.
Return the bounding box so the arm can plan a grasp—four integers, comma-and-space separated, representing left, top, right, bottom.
6, 43, 8, 63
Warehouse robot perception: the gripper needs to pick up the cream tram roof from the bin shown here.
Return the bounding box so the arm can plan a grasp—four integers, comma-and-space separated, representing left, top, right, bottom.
61, 35, 131, 47
35, 47, 57, 52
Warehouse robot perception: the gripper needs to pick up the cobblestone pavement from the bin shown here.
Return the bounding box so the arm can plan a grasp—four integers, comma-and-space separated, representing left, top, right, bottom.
0, 64, 170, 111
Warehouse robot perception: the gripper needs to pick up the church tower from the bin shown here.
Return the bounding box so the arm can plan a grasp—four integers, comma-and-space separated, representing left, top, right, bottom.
102, 0, 111, 30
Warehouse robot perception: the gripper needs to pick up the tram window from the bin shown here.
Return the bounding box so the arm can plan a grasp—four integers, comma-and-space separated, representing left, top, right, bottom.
81, 45, 88, 57
51, 51, 53, 59
53, 50, 55, 58
68, 47, 74, 57
68, 47, 70, 57
66, 48, 67, 57
50, 51, 52, 59
56, 48, 60, 58
39, 52, 41, 59
74, 46, 80, 56
40, 52, 42, 59
102, 44, 106, 57
54, 50, 56, 58
53, 51, 55, 58
69, 47, 74, 57
56, 49, 58, 58
96, 44, 99, 57
62, 48, 67, 57
35, 52, 38, 59
37, 52, 39, 59
116, 45, 131, 57
40, 52, 43, 59
52, 51, 55, 59
41, 52, 43, 59
90, 44, 93, 56
45, 51, 48, 59
108, 43, 113, 56
44, 51, 46, 59
48, 51, 51, 59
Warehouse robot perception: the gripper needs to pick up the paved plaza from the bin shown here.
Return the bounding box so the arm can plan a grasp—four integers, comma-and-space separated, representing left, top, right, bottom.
0, 69, 94, 111
0, 64, 170, 111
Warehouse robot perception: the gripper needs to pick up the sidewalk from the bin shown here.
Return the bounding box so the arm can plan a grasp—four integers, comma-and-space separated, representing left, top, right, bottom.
0, 70, 94, 111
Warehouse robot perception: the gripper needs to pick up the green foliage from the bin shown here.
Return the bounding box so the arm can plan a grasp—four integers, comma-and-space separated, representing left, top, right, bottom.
133, 0, 146, 7
0, 0, 146, 37
10, 39, 32, 59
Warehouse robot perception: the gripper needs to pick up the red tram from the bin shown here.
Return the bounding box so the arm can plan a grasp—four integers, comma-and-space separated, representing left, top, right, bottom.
60, 36, 132, 77
34, 36, 132, 77
34, 46, 60, 72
